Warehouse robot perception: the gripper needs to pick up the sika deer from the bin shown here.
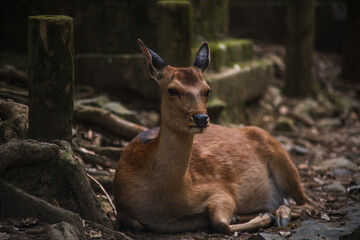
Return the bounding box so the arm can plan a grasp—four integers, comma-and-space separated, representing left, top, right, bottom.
113, 39, 314, 234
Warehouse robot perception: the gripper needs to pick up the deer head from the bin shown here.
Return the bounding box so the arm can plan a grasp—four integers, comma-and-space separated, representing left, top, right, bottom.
138, 39, 211, 134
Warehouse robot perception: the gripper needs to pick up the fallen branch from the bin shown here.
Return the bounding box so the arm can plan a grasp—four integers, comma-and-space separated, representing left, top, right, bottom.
92, 175, 114, 195
0, 180, 83, 230
0, 88, 28, 105
87, 173, 117, 216
73, 146, 118, 169
73, 104, 147, 141
87, 146, 123, 161
0, 65, 28, 86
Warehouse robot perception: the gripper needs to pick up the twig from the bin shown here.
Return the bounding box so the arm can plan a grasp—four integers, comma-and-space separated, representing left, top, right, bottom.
87, 173, 117, 216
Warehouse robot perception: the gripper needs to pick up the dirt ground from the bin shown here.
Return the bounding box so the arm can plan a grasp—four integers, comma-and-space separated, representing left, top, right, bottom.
1, 42, 359, 239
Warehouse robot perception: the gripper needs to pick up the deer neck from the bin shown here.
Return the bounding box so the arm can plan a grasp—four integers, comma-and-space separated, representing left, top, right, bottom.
152, 122, 194, 188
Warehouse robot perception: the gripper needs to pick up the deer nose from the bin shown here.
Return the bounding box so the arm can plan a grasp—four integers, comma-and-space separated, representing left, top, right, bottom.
192, 114, 209, 127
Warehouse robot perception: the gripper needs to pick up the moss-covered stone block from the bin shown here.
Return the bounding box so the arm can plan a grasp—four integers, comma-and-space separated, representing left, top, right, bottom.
206, 59, 273, 123
207, 97, 226, 123
193, 39, 254, 71
75, 54, 158, 99
157, 0, 192, 67
191, 0, 229, 40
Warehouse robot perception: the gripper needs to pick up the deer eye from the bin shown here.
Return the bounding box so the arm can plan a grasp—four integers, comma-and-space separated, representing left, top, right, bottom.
168, 88, 179, 97
204, 89, 212, 98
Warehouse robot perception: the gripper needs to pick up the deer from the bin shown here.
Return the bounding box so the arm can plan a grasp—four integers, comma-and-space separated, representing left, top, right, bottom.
113, 39, 314, 234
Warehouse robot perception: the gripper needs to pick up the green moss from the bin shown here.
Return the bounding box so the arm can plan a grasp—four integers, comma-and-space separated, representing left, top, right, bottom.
191, 0, 229, 40
158, 0, 190, 5
193, 39, 254, 71
29, 15, 72, 21
157, 0, 192, 66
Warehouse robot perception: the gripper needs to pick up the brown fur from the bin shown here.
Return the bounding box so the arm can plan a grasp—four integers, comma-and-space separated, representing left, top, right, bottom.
113, 40, 311, 234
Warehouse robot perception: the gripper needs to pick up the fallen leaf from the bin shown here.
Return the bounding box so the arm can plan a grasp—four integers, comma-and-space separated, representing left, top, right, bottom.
321, 213, 331, 221
89, 230, 102, 239
279, 231, 291, 237
20, 217, 38, 226
12, 226, 20, 231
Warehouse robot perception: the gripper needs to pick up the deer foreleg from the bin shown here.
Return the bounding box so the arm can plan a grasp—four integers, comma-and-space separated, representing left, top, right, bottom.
229, 213, 275, 233
207, 194, 236, 234
275, 204, 292, 226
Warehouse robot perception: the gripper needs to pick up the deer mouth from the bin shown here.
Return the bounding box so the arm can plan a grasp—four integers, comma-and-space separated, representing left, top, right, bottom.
188, 125, 208, 133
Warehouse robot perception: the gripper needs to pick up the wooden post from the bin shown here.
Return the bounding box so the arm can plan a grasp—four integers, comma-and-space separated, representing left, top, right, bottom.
28, 15, 74, 142
157, 0, 192, 67
285, 0, 315, 96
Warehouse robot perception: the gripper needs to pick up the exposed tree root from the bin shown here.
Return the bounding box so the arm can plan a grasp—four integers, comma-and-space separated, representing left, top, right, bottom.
0, 65, 28, 86
0, 139, 59, 173
0, 138, 112, 229
73, 104, 147, 141
73, 146, 118, 169
0, 99, 28, 141
0, 180, 84, 230
55, 141, 112, 228
0, 88, 28, 105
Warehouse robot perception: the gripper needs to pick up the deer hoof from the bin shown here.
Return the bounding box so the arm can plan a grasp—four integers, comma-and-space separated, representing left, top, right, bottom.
210, 221, 231, 235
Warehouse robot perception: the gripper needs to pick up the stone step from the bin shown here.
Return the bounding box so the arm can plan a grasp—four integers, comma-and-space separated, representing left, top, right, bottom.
206, 59, 273, 123
194, 39, 254, 71
75, 54, 274, 123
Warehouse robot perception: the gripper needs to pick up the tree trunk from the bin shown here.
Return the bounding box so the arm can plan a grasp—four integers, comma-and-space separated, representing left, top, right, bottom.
157, 1, 192, 67
342, 0, 360, 82
28, 15, 74, 142
285, 0, 315, 96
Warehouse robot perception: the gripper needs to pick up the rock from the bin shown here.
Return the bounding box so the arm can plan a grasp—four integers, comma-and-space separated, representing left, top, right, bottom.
334, 94, 358, 119
292, 98, 318, 126
292, 205, 360, 240
317, 118, 342, 129
316, 157, 357, 171
103, 101, 139, 123
274, 117, 296, 132
292, 145, 309, 155
291, 220, 341, 240
324, 181, 346, 192
257, 232, 282, 240
77, 96, 140, 123
263, 86, 282, 108
265, 53, 286, 77
312, 93, 336, 118
332, 168, 352, 178
47, 222, 85, 240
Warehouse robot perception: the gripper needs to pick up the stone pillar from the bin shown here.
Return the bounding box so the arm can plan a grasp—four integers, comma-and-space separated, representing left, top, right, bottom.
28, 15, 74, 142
285, 0, 315, 96
156, 0, 192, 67
191, 0, 229, 40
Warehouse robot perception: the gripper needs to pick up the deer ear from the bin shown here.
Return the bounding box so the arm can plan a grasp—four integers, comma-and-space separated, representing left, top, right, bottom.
137, 39, 167, 83
193, 42, 210, 73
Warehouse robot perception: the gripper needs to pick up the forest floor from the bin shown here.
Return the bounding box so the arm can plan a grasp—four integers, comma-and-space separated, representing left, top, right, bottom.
1, 43, 360, 239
